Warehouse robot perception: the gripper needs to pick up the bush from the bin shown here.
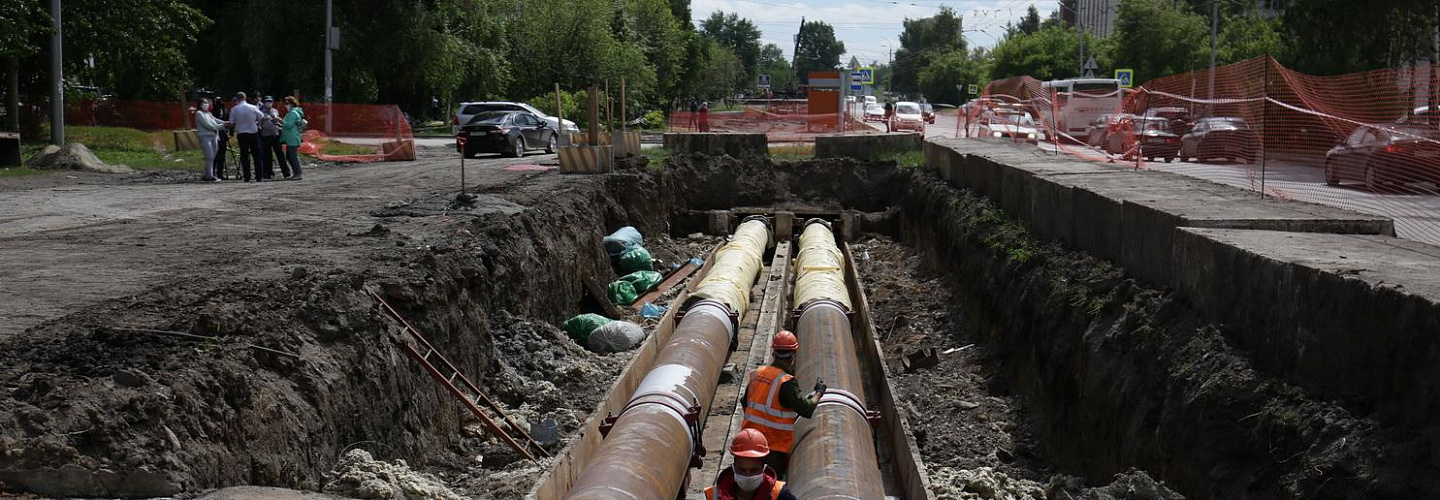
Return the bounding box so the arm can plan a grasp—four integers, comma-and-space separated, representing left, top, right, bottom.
643, 110, 666, 130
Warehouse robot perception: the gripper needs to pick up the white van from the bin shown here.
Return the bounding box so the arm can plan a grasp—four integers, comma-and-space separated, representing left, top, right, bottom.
864, 96, 878, 106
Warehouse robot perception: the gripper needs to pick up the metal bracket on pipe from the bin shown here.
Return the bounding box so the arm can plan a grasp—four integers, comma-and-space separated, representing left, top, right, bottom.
789, 298, 855, 330
598, 395, 707, 468
816, 388, 882, 426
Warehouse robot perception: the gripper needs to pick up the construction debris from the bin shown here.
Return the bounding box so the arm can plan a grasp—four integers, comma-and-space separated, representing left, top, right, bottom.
322, 449, 464, 500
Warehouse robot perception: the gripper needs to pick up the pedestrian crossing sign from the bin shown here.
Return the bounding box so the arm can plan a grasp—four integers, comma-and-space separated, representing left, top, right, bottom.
967, 84, 978, 95
1115, 69, 1135, 88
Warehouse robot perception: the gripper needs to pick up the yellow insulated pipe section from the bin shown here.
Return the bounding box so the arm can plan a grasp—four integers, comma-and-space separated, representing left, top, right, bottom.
787, 219, 884, 499
567, 218, 771, 499
793, 220, 852, 310
689, 218, 771, 315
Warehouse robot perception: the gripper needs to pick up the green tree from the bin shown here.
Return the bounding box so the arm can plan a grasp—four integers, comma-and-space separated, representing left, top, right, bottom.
699, 40, 744, 99
699, 12, 762, 86
62, 0, 211, 99
892, 7, 965, 93
1279, 0, 1436, 75
1218, 14, 1283, 64
756, 43, 792, 91
919, 49, 985, 104
613, 0, 686, 112
1110, 0, 1207, 84
1017, 5, 1042, 35
987, 25, 1105, 81
794, 20, 845, 83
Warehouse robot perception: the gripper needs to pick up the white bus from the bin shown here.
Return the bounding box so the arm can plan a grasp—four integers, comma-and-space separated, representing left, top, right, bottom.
1041, 78, 1124, 140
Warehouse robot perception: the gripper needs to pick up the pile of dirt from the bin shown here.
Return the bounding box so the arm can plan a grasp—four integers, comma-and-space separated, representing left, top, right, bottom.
928, 467, 1182, 500
322, 449, 462, 500
661, 153, 904, 212
25, 143, 134, 173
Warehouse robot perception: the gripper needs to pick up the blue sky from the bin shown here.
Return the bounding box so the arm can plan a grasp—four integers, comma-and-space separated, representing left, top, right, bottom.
690, 0, 1056, 66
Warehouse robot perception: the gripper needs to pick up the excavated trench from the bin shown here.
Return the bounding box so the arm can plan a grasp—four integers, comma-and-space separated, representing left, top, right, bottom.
2, 153, 1438, 499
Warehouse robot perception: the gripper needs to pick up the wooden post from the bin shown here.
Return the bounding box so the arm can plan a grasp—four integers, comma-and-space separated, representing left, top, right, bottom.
588, 85, 600, 145
621, 77, 627, 133
605, 79, 612, 134
555, 83, 564, 142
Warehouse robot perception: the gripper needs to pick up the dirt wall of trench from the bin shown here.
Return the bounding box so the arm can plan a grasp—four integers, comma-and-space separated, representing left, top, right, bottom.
0, 171, 671, 497
895, 170, 1440, 499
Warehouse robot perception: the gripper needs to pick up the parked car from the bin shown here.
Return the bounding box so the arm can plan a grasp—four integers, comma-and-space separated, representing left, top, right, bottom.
864, 104, 886, 122
864, 95, 878, 106
453, 101, 578, 135
1105, 116, 1180, 161
1144, 106, 1195, 136
1179, 117, 1260, 163
890, 102, 926, 132
456, 111, 558, 158
977, 108, 1042, 144
1325, 123, 1440, 192
921, 103, 936, 124
1398, 106, 1440, 125
1085, 113, 1129, 147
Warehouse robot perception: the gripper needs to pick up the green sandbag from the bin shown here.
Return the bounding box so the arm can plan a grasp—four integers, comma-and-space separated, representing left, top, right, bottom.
562, 313, 612, 343
607, 280, 638, 305
619, 270, 664, 293
617, 246, 653, 274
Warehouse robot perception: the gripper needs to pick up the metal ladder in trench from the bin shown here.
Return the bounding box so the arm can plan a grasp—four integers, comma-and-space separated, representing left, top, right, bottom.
367, 287, 549, 461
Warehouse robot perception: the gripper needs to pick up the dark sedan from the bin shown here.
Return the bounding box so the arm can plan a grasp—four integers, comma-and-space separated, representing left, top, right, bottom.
1145, 106, 1194, 136
921, 103, 936, 124
1325, 124, 1440, 192
1179, 117, 1260, 163
456, 111, 557, 158
1106, 116, 1181, 161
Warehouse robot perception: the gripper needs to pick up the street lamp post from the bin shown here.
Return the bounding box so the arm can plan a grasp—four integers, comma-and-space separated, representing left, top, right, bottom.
49, 0, 63, 145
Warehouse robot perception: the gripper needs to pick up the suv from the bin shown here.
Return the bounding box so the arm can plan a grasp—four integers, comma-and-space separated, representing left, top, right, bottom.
453, 102, 578, 135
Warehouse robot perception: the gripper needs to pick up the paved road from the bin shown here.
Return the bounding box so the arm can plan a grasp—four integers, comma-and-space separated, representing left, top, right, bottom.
904, 113, 1440, 246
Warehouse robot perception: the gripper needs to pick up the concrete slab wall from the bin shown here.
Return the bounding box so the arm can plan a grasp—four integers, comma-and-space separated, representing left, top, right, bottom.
662, 133, 768, 157
924, 137, 1440, 446
815, 132, 922, 159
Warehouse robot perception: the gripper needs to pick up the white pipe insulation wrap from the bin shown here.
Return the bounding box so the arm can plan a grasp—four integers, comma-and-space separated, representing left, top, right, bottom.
689, 219, 772, 315
793, 221, 852, 310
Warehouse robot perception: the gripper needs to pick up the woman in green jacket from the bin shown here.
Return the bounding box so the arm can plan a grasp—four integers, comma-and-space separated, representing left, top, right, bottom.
280, 96, 305, 180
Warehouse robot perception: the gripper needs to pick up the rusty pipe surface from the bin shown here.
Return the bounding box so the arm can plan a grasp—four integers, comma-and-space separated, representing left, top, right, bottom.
787, 221, 884, 500
567, 220, 771, 499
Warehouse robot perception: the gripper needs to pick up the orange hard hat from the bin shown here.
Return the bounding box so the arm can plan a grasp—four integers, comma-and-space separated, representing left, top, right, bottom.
730, 428, 771, 458
772, 331, 799, 352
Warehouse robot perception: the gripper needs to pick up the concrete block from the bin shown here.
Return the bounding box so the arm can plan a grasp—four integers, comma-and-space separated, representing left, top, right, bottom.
708, 210, 731, 235
663, 133, 767, 157
775, 212, 795, 241
1173, 228, 1440, 432
815, 132, 922, 159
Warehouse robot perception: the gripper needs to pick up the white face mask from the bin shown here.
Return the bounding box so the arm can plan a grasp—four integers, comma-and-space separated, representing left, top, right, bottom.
734, 470, 764, 492
201, 103, 211, 111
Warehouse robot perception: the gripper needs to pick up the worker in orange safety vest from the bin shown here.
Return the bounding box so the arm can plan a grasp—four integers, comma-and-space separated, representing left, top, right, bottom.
704, 428, 798, 500
740, 330, 824, 478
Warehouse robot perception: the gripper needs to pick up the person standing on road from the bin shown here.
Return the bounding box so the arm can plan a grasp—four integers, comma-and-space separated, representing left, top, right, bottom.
212, 101, 232, 180
741, 330, 823, 479
280, 96, 305, 181
194, 98, 225, 182
699, 102, 711, 132
704, 429, 798, 500
688, 99, 699, 131
229, 92, 265, 182
258, 96, 290, 179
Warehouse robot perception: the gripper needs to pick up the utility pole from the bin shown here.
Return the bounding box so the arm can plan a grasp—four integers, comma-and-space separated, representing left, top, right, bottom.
1208, 0, 1218, 100
791, 16, 804, 91
6, 58, 19, 132
325, 0, 334, 134
49, 0, 63, 145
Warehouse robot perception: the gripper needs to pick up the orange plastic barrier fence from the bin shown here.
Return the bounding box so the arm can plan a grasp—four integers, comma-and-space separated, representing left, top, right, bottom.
965, 56, 1440, 246
668, 103, 879, 142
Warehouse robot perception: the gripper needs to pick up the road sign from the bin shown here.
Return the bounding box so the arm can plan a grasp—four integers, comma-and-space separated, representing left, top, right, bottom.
1115, 69, 1135, 88
1082, 57, 1099, 78
856, 67, 875, 84
967, 84, 978, 95
758, 74, 771, 88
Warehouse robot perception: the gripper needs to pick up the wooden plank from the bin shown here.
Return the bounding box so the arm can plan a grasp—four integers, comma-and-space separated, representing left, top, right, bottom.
703, 240, 791, 490
842, 244, 935, 500
582, 275, 627, 320
630, 261, 700, 310
528, 245, 720, 500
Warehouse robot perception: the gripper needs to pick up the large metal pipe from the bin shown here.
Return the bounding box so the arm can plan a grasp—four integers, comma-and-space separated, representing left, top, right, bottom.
787, 220, 883, 499
568, 219, 771, 499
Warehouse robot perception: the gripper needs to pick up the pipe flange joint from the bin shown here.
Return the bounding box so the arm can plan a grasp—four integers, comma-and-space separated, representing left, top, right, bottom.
816, 388, 877, 424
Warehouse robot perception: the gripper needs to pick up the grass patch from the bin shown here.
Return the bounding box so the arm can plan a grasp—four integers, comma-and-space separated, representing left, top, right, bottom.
641, 147, 673, 170
770, 143, 815, 160
873, 149, 924, 168
0, 167, 46, 178
314, 138, 378, 156
94, 148, 205, 170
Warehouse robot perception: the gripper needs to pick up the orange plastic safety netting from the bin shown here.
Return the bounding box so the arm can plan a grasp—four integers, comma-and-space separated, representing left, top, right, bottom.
668, 102, 879, 142
965, 56, 1440, 246
61, 99, 416, 163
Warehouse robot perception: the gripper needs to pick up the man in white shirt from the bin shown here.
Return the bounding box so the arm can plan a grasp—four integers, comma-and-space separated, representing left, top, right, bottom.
229, 92, 265, 182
